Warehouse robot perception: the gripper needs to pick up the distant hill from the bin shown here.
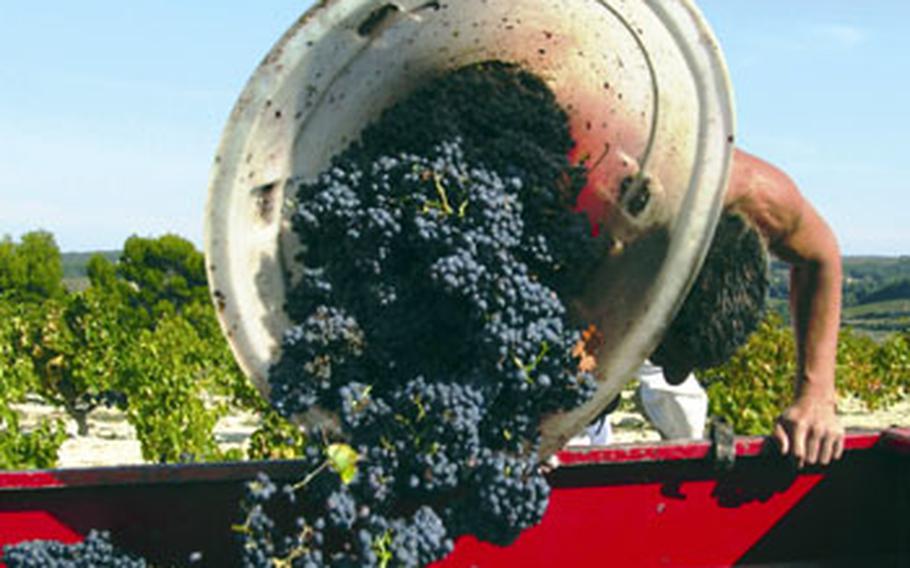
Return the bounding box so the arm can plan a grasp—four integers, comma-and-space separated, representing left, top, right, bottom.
770, 256, 910, 301
768, 255, 910, 338
858, 280, 910, 305
60, 250, 909, 334
843, 255, 910, 278
61, 250, 120, 278
842, 299, 910, 340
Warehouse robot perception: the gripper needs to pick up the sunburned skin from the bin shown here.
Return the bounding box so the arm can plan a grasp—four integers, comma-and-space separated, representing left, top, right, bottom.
726, 149, 845, 467
583, 150, 845, 469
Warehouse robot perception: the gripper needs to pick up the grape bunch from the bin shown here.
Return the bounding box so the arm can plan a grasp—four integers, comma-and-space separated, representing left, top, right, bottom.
239, 61, 609, 567
2, 530, 146, 568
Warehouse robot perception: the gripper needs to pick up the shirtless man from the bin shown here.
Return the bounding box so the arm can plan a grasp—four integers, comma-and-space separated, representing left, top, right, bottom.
641, 149, 845, 468
583, 148, 843, 469
725, 149, 845, 468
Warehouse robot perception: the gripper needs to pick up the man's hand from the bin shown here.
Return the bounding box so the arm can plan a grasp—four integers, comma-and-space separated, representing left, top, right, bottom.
773, 395, 844, 468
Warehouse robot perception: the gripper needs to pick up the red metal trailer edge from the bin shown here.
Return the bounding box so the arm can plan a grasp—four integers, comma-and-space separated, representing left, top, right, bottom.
1, 429, 908, 567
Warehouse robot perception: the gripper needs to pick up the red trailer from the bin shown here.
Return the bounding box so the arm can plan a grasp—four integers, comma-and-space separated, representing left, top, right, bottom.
2, 429, 907, 567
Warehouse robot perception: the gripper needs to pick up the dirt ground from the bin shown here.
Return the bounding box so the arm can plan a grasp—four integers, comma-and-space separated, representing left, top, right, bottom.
13, 397, 259, 469
11, 388, 909, 469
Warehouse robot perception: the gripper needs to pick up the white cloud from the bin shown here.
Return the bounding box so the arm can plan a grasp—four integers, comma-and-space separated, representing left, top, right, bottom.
811, 23, 866, 49
730, 22, 867, 68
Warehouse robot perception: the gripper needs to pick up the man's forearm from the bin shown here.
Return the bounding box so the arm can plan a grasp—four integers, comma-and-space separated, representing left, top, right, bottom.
789, 252, 842, 403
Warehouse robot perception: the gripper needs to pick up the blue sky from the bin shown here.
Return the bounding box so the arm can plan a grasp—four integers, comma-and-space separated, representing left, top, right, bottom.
1, 1, 907, 255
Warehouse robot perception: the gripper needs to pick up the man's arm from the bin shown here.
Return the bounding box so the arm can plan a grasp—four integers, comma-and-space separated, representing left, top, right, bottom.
725, 149, 845, 467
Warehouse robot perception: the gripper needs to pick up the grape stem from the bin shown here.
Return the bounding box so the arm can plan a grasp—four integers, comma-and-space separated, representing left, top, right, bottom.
291, 460, 329, 492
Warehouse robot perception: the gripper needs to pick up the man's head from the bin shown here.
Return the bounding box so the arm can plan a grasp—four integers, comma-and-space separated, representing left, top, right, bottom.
651, 211, 769, 384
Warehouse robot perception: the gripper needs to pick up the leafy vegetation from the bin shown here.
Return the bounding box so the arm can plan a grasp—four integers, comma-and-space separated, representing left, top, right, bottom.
118, 313, 233, 463
0, 238, 69, 469
703, 313, 910, 435
0, 231, 265, 469
0, 231, 66, 301
0, 414, 67, 471
701, 314, 796, 434
0, 315, 65, 470
2, 229, 909, 469
246, 410, 308, 461
837, 328, 910, 411
22, 290, 125, 435
61, 250, 120, 279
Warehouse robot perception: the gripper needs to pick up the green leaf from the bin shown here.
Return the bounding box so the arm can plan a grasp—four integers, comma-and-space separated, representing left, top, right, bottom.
327, 443, 360, 484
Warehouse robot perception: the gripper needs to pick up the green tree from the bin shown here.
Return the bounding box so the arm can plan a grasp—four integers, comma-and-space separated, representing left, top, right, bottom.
90, 235, 263, 421
18, 231, 65, 299
117, 313, 232, 463
0, 299, 66, 470
116, 234, 208, 320
0, 231, 65, 301
86, 252, 119, 290
24, 288, 125, 435
2, 232, 284, 467
0, 237, 25, 293
0, 299, 39, 396
180, 299, 264, 410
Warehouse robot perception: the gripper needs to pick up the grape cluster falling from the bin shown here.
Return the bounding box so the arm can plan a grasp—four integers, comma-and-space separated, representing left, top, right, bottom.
2, 531, 147, 568
241, 61, 610, 567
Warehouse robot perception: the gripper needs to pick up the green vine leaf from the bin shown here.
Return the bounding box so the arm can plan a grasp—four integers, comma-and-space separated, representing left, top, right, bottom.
327, 443, 360, 484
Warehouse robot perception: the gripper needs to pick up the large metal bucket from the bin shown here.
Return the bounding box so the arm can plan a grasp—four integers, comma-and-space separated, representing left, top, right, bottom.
204, 0, 735, 456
